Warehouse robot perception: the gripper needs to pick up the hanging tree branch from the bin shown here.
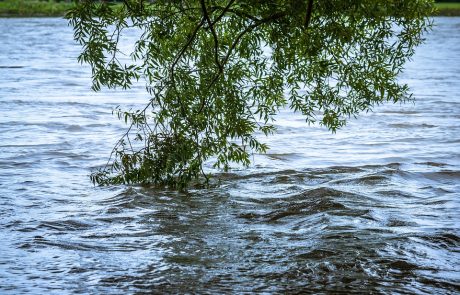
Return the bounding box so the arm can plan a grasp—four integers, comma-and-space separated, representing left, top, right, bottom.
210, 0, 236, 26
305, 0, 314, 29
67, 0, 434, 189
200, 0, 223, 73
198, 11, 287, 113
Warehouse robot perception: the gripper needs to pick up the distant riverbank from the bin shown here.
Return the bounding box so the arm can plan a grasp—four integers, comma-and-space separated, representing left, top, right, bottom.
0, 0, 74, 17
435, 3, 460, 16
1, 1, 460, 17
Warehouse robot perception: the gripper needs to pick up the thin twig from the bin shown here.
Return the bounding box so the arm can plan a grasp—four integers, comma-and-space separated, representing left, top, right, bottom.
198, 12, 286, 113
123, 0, 134, 13
211, 6, 259, 22
170, 17, 206, 74
210, 0, 236, 26
169, 16, 206, 116
200, 0, 223, 73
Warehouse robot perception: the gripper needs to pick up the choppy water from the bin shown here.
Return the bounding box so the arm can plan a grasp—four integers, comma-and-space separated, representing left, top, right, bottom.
0, 17, 459, 294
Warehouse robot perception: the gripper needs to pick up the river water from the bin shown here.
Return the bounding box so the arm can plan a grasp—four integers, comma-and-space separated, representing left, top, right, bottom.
0, 17, 459, 294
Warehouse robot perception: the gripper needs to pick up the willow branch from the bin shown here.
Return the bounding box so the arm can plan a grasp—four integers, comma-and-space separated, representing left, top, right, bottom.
170, 17, 206, 74
304, 0, 314, 29
211, 6, 259, 22
220, 12, 286, 78
210, 0, 236, 26
169, 17, 206, 116
123, 0, 134, 13
198, 12, 286, 113
200, 0, 223, 73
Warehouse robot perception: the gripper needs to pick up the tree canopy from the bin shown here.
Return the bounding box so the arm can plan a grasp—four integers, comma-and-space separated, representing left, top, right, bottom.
67, 0, 434, 189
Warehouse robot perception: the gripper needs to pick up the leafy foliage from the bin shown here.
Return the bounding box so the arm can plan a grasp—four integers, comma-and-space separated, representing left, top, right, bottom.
66, 0, 434, 189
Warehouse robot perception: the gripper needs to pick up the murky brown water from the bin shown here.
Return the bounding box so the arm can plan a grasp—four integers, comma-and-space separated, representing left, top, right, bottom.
0, 17, 459, 294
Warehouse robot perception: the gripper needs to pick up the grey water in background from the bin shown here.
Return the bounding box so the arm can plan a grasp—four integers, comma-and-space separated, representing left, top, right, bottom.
0, 17, 459, 294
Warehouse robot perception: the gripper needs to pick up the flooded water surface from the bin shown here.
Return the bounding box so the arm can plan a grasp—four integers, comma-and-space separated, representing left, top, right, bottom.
0, 18, 459, 294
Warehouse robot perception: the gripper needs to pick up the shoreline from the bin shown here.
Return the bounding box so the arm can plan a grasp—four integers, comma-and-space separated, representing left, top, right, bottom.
435, 3, 460, 16
0, 1, 74, 17
1, 2, 460, 17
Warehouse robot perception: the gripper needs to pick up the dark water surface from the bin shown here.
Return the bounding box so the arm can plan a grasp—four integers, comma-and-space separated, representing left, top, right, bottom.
0, 18, 459, 294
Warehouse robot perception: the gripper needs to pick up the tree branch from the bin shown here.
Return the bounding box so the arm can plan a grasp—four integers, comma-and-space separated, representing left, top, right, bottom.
170, 17, 206, 74
123, 0, 134, 13
169, 16, 206, 117
198, 12, 286, 113
210, 0, 236, 26
200, 0, 223, 73
211, 6, 259, 22
304, 0, 314, 29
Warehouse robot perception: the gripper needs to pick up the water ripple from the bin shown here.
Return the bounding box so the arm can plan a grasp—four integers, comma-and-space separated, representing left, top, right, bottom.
0, 17, 459, 294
